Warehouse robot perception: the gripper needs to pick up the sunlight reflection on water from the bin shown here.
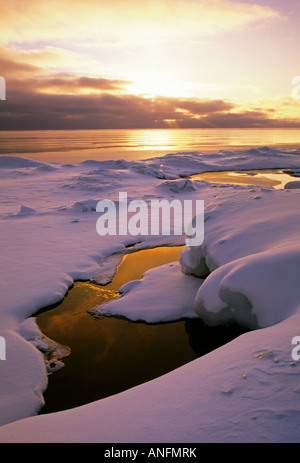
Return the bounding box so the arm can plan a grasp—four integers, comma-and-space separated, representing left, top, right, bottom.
1, 128, 300, 163
36, 246, 247, 414
190, 169, 295, 189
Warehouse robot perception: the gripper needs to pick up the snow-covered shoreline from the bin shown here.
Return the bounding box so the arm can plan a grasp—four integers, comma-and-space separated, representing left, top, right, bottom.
0, 147, 300, 442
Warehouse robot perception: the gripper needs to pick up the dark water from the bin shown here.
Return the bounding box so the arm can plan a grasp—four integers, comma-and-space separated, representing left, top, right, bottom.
36, 246, 247, 415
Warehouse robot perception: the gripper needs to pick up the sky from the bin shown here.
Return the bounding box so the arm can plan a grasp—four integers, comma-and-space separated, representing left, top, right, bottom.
0, 0, 300, 130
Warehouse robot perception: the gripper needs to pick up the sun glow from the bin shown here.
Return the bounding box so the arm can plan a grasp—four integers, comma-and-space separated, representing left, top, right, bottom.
126, 72, 194, 98
126, 128, 177, 150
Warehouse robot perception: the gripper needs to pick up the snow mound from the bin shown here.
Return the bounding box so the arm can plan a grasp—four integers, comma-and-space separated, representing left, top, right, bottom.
35, 164, 57, 172
15, 205, 37, 216
193, 246, 300, 329
283, 168, 300, 177
80, 159, 132, 170
157, 178, 196, 193
61, 170, 122, 192
179, 187, 300, 330
90, 261, 202, 323
70, 200, 98, 212
130, 162, 174, 179
180, 244, 210, 277
284, 181, 300, 189
0, 156, 46, 169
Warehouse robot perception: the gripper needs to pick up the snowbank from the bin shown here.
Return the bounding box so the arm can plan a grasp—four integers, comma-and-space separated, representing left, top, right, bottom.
191, 245, 300, 329
90, 262, 202, 323
0, 148, 300, 442
179, 187, 300, 330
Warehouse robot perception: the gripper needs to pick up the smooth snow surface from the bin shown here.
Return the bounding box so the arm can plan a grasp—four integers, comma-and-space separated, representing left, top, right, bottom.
0, 147, 300, 442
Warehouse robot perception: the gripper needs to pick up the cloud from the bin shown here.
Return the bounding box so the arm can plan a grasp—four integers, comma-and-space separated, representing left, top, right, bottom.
0, 0, 281, 48
1, 78, 299, 130
0, 49, 131, 96
30, 76, 131, 94
175, 98, 234, 115
0, 48, 46, 77
0, 0, 285, 112
1, 47, 299, 131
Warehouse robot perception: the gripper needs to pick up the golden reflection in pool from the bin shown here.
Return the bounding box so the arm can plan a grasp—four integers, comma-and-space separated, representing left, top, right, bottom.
36, 245, 249, 415
111, 246, 184, 289
190, 169, 295, 189
37, 246, 184, 345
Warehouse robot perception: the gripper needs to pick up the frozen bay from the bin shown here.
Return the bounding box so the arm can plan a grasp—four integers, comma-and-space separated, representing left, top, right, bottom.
0, 145, 300, 442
